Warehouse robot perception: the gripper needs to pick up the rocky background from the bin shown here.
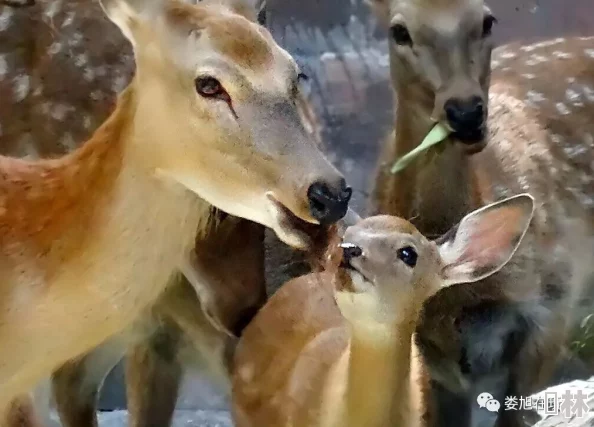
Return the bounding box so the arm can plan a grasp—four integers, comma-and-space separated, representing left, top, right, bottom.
1, 0, 594, 425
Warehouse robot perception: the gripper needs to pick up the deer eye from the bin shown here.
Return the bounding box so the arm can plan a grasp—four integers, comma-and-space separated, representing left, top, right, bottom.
391, 23, 412, 46
397, 246, 418, 268
482, 15, 497, 38
195, 76, 229, 101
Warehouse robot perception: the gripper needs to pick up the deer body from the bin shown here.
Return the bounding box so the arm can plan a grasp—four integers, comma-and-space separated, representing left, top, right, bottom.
368, 0, 593, 423
233, 195, 535, 427
0, 0, 351, 414
0, 87, 208, 403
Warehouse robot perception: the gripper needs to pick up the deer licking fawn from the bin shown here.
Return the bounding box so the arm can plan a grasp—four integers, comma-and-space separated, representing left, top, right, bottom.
0, 0, 353, 416
368, 0, 594, 425
232, 194, 535, 427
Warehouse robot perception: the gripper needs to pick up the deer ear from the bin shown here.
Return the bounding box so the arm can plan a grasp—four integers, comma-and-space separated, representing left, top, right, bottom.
436, 194, 535, 287
209, 0, 266, 23
99, 0, 165, 44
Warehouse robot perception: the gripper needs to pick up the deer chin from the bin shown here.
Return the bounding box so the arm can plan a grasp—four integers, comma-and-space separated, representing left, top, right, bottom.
452, 128, 488, 155
265, 193, 322, 250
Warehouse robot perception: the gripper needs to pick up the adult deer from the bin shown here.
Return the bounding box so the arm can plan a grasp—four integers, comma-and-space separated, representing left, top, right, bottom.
0, 0, 352, 418
233, 194, 535, 427
367, 0, 594, 425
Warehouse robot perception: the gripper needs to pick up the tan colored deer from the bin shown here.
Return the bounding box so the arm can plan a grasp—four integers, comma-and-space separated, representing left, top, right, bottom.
367, 0, 594, 425
0, 0, 352, 417
232, 194, 535, 427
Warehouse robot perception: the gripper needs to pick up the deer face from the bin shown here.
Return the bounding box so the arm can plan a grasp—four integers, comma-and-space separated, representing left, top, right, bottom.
99, 0, 350, 248
339, 194, 534, 323
369, 0, 495, 147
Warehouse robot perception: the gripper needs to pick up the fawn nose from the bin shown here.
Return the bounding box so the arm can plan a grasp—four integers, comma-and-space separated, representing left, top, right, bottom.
307, 178, 352, 225
340, 243, 363, 264
444, 96, 485, 142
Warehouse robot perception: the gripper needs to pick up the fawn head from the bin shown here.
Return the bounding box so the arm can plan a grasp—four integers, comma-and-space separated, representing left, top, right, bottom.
368, 0, 495, 147
99, 0, 350, 248
339, 194, 534, 323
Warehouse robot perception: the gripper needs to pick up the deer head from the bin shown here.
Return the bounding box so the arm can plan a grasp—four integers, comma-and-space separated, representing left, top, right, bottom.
99, 0, 350, 248
338, 193, 535, 323
368, 0, 495, 148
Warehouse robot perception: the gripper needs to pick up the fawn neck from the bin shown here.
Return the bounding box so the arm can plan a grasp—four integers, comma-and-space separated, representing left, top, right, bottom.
391, 80, 478, 236
335, 292, 417, 427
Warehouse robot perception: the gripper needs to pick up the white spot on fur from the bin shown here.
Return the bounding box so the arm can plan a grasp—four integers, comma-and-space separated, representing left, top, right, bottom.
68, 32, 83, 47
584, 133, 594, 148
60, 133, 77, 151
525, 54, 548, 66
0, 54, 7, 80
0, 7, 14, 32
44, 0, 63, 20
566, 89, 582, 105
61, 11, 75, 28
555, 102, 570, 115
83, 115, 93, 130
520, 38, 564, 53
74, 53, 88, 68
526, 90, 546, 103
47, 42, 62, 56
112, 75, 128, 93
522, 73, 536, 80
585, 49, 594, 59
563, 144, 588, 159
582, 85, 594, 102
550, 134, 563, 144
13, 74, 30, 102
238, 363, 255, 382
83, 68, 95, 82
567, 77, 576, 84
51, 103, 69, 121
552, 51, 572, 59
579, 36, 594, 41
499, 51, 516, 59
491, 59, 501, 68
90, 90, 103, 101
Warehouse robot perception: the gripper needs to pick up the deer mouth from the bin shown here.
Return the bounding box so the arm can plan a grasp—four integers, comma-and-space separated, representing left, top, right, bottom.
452, 126, 488, 154
265, 193, 324, 250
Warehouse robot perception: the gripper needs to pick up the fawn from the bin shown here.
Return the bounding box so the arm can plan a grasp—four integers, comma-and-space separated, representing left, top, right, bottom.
232, 194, 535, 427
367, 0, 594, 425
0, 0, 352, 416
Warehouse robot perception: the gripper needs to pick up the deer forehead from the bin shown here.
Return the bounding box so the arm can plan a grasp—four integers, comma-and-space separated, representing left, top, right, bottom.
163, 4, 295, 92
393, 0, 484, 35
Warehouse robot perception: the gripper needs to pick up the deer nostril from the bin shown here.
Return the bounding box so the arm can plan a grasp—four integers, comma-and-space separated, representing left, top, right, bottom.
307, 179, 351, 225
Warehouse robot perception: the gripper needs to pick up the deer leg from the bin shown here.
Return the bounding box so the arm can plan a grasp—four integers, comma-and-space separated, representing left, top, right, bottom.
126, 318, 184, 427
51, 335, 128, 427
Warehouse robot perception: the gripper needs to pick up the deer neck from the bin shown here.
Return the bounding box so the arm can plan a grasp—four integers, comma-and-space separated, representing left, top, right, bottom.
391, 79, 478, 237
335, 292, 417, 427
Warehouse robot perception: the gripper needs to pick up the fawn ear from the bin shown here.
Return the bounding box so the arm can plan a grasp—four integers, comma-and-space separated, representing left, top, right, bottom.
99, 0, 165, 44
436, 194, 535, 287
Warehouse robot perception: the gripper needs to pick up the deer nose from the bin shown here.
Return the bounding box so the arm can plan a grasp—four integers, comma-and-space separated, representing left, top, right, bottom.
307, 178, 352, 225
340, 243, 363, 264
444, 96, 485, 140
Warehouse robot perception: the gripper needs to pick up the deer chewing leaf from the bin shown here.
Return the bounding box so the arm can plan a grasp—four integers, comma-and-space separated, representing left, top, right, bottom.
390, 122, 451, 174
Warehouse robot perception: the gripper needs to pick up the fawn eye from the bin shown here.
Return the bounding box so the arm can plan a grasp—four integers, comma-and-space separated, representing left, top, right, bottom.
391, 23, 412, 46
195, 76, 229, 101
482, 15, 497, 38
397, 246, 418, 268
298, 72, 309, 81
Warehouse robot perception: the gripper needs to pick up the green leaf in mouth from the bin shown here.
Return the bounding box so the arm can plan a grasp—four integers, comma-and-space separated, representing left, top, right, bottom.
390, 123, 451, 174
